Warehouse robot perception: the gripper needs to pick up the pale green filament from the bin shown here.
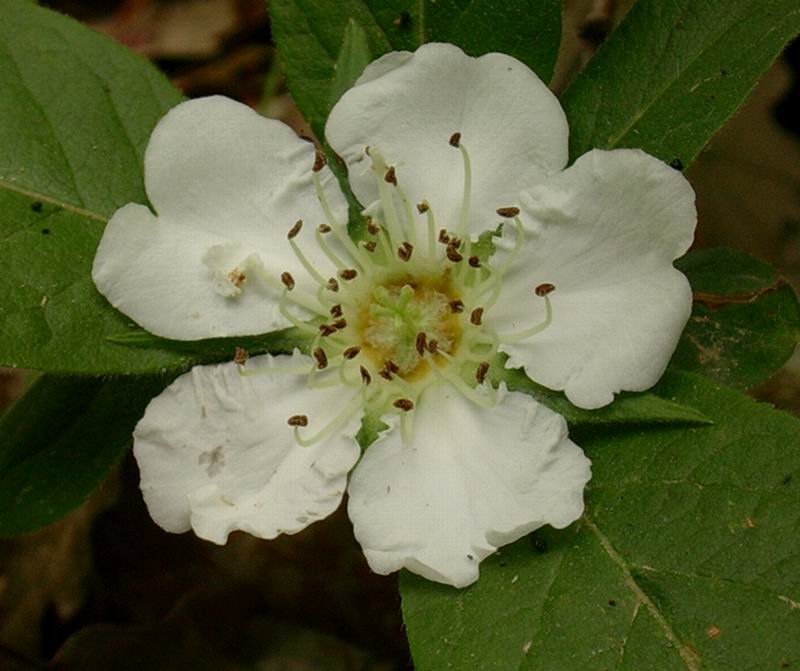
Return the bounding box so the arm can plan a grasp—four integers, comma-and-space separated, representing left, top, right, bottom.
293, 390, 372, 447
498, 295, 553, 343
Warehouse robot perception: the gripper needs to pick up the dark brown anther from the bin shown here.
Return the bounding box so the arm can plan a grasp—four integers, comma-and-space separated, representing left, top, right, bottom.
313, 150, 327, 172
343, 346, 361, 360
313, 347, 328, 369
287, 219, 303, 239
438, 228, 450, 244
496, 207, 521, 218
427, 339, 439, 354
393, 398, 415, 412
379, 369, 394, 381
319, 323, 338, 337
415, 332, 427, 356
287, 415, 309, 427
233, 347, 249, 365
339, 268, 358, 281
280, 271, 295, 291
416, 201, 430, 214
449, 299, 465, 313
450, 237, 462, 249
384, 166, 397, 186
475, 361, 490, 385
468, 256, 481, 268
535, 282, 556, 297
360, 365, 372, 385
470, 307, 484, 326
446, 244, 463, 263
449, 132, 462, 148
330, 304, 343, 318
363, 240, 377, 253
318, 223, 331, 233
385, 360, 401, 374
333, 318, 348, 330
398, 241, 413, 262
327, 277, 340, 292
366, 219, 380, 235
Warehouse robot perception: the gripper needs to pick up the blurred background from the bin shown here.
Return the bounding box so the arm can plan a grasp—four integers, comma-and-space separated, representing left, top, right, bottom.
0, 0, 798, 668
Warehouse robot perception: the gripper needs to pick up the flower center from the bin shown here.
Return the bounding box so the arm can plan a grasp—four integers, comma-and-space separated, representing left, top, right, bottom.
358, 274, 461, 380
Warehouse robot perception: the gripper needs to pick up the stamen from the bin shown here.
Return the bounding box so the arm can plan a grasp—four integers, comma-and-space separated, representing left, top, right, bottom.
535, 282, 556, 296
280, 271, 295, 291
279, 293, 321, 336
360, 365, 372, 385
287, 219, 303, 239
470, 307, 484, 326
227, 268, 246, 288
468, 256, 481, 268
496, 207, 520, 218
452, 134, 472, 239
327, 277, 340, 292
498, 292, 554, 343
446, 242, 463, 263
367, 219, 380, 236
438, 229, 450, 244
339, 268, 358, 281
416, 201, 430, 213
332, 318, 348, 330
475, 361, 490, 385
313, 347, 328, 369
330, 304, 343, 318
363, 240, 377, 253
449, 132, 461, 147
449, 299, 465, 313
423, 204, 436, 259
494, 217, 526, 278
318, 223, 332, 234
343, 346, 361, 359
427, 339, 439, 354
398, 241, 413, 262
393, 398, 415, 411
313, 151, 326, 172
423, 352, 497, 409
415, 331, 427, 356
312, 172, 369, 269
287, 415, 308, 427
384, 166, 397, 185
319, 323, 339, 337
293, 391, 368, 447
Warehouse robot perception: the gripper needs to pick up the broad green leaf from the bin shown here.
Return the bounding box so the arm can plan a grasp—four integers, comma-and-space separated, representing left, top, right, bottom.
492, 355, 711, 427
671, 248, 800, 389
329, 18, 373, 106
402, 370, 800, 670
270, 0, 562, 139
562, 0, 800, 166
0, 374, 169, 536
0, 1, 190, 374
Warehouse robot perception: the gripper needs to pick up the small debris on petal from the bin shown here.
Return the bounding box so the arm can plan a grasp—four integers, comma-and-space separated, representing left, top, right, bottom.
287, 219, 303, 239
416, 201, 430, 214
496, 207, 520, 218
233, 347, 249, 365
393, 398, 414, 411
470, 307, 484, 326
287, 415, 309, 427
449, 131, 461, 148
280, 271, 295, 290
535, 282, 556, 297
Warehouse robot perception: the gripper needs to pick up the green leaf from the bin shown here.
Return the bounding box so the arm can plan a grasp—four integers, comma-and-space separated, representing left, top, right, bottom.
0, 374, 169, 536
562, 0, 800, 166
329, 18, 373, 106
0, 1, 190, 374
492, 355, 711, 427
671, 248, 800, 389
270, 0, 562, 139
401, 370, 800, 670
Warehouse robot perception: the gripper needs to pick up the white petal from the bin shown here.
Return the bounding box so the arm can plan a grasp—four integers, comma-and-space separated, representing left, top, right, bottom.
491, 149, 696, 409
133, 352, 361, 544
326, 43, 568, 236
93, 96, 347, 340
347, 383, 590, 588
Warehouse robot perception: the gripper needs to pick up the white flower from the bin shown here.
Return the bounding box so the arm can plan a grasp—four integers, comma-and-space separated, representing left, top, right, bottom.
92, 43, 695, 588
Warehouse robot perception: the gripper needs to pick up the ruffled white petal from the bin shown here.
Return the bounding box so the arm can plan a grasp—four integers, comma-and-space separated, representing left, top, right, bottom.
491, 149, 696, 409
133, 352, 361, 544
93, 96, 347, 340
347, 383, 590, 588
326, 43, 568, 237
